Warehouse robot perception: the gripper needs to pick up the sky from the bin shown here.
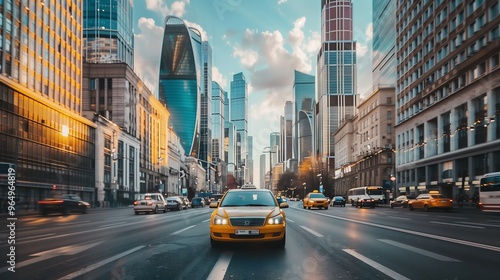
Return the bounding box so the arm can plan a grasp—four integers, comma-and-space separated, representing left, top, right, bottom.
132, 0, 373, 187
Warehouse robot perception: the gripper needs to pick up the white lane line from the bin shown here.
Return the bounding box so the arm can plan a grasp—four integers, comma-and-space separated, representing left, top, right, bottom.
299, 226, 324, 238
437, 216, 468, 220
287, 218, 295, 223
57, 245, 145, 280
387, 216, 410, 220
99, 222, 127, 228
206, 251, 233, 280
343, 249, 410, 280
379, 239, 460, 262
458, 221, 500, 228
171, 225, 196, 235
430, 221, 484, 229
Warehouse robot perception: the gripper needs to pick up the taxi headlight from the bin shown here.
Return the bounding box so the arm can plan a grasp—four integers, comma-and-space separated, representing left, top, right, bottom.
213, 215, 228, 225
267, 214, 284, 225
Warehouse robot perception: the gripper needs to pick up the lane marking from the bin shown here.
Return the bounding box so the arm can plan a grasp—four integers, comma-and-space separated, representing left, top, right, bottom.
430, 221, 484, 229
299, 226, 324, 238
292, 208, 500, 252
458, 221, 500, 228
99, 222, 127, 228
171, 225, 196, 235
343, 249, 410, 280
287, 218, 295, 223
379, 239, 460, 262
206, 252, 233, 280
387, 216, 410, 220
57, 246, 145, 280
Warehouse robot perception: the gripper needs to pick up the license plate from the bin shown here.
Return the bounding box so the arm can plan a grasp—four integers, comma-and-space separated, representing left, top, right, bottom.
235, 230, 259, 235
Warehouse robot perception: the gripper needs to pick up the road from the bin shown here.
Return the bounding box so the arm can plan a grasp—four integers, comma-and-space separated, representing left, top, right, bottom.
1, 203, 499, 280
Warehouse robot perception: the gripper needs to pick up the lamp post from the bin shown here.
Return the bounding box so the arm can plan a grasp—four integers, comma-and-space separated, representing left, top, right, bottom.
391, 175, 396, 199
303, 182, 306, 199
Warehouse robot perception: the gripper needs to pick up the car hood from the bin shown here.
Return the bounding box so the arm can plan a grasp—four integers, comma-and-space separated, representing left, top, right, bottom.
215, 206, 281, 218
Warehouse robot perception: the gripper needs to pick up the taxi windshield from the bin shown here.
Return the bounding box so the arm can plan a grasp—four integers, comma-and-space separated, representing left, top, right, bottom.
220, 192, 277, 207
310, 193, 325, 198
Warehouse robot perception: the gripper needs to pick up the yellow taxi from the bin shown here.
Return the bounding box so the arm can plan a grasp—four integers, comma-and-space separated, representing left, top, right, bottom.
210, 187, 289, 247
303, 190, 329, 210
408, 191, 453, 212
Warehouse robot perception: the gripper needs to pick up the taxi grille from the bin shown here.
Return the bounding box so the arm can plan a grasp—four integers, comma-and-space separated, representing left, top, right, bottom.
230, 218, 265, 226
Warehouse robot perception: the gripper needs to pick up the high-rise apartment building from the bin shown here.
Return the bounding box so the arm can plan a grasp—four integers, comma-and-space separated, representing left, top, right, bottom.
158, 16, 202, 158
83, 0, 134, 67
316, 0, 358, 172
0, 0, 96, 203
395, 0, 500, 197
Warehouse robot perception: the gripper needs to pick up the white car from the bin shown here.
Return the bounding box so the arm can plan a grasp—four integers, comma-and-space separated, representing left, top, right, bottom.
133, 193, 167, 214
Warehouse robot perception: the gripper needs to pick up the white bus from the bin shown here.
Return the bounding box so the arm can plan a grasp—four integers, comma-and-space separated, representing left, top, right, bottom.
479, 172, 500, 212
348, 186, 385, 208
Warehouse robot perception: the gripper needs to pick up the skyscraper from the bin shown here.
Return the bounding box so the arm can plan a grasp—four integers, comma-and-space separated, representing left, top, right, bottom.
230, 72, 248, 171
211, 81, 226, 162
200, 41, 213, 168
316, 0, 358, 172
158, 16, 202, 157
83, 0, 135, 67
293, 70, 315, 164
372, 0, 396, 88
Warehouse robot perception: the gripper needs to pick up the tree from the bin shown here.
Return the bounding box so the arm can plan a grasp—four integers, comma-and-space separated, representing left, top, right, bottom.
276, 172, 298, 194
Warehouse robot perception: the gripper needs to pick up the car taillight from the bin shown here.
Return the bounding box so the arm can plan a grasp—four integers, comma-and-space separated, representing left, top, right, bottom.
147, 201, 153, 206
134, 201, 138, 205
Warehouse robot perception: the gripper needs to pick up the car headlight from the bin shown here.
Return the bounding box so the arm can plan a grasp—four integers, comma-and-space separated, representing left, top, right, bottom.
267, 214, 284, 225
213, 215, 228, 225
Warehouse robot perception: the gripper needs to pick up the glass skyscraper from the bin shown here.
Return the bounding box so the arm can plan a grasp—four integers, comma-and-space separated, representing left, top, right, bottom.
83, 0, 135, 67
230, 72, 248, 170
316, 0, 358, 171
372, 0, 396, 88
293, 70, 315, 163
158, 16, 202, 157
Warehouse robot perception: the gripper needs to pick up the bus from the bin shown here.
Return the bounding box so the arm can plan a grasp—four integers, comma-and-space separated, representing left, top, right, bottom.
479, 172, 500, 212
348, 186, 385, 208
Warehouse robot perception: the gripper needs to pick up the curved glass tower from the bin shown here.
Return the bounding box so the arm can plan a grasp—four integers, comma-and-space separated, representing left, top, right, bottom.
158, 16, 202, 157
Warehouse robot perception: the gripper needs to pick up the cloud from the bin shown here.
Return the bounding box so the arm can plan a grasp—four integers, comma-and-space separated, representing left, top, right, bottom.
365, 22, 373, 41
145, 0, 189, 17
133, 17, 165, 95
278, 0, 289, 4
212, 66, 228, 90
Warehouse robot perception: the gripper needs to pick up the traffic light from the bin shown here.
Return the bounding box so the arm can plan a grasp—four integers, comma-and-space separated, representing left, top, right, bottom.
52, 184, 57, 190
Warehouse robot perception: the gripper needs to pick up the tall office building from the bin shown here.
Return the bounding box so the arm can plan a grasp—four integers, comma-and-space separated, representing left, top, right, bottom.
200, 41, 213, 168
0, 0, 96, 203
270, 132, 281, 167
372, 0, 397, 88
247, 135, 254, 184
211, 81, 226, 162
316, 0, 358, 172
281, 101, 293, 164
83, 0, 135, 68
395, 0, 500, 197
230, 72, 248, 171
293, 70, 315, 164
158, 16, 202, 157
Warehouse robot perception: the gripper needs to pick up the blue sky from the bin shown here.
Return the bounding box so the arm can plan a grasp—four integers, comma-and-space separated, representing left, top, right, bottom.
133, 0, 373, 184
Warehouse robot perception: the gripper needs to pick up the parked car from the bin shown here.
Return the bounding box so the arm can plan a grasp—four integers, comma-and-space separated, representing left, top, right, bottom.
408, 191, 453, 212
37, 194, 90, 216
303, 191, 329, 210
133, 193, 167, 214
390, 195, 416, 208
331, 196, 346, 207
210, 187, 288, 247
179, 196, 190, 209
166, 196, 184, 211
191, 197, 205, 208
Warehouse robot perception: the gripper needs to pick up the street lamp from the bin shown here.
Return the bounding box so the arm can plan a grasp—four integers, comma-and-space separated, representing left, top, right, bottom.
303, 182, 307, 199
391, 175, 396, 198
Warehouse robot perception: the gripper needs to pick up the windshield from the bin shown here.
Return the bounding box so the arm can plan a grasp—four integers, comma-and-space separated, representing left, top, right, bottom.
220, 191, 277, 207
310, 194, 325, 199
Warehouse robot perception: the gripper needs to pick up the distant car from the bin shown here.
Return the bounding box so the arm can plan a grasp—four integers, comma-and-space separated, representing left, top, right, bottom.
390, 195, 416, 208
180, 197, 191, 209
166, 196, 184, 211
191, 197, 205, 208
276, 196, 288, 204
38, 194, 90, 216
303, 191, 329, 210
408, 191, 453, 212
133, 193, 167, 214
210, 188, 288, 247
331, 196, 346, 207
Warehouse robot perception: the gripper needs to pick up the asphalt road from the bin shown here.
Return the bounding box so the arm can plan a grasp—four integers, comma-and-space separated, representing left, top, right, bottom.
0, 203, 499, 280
